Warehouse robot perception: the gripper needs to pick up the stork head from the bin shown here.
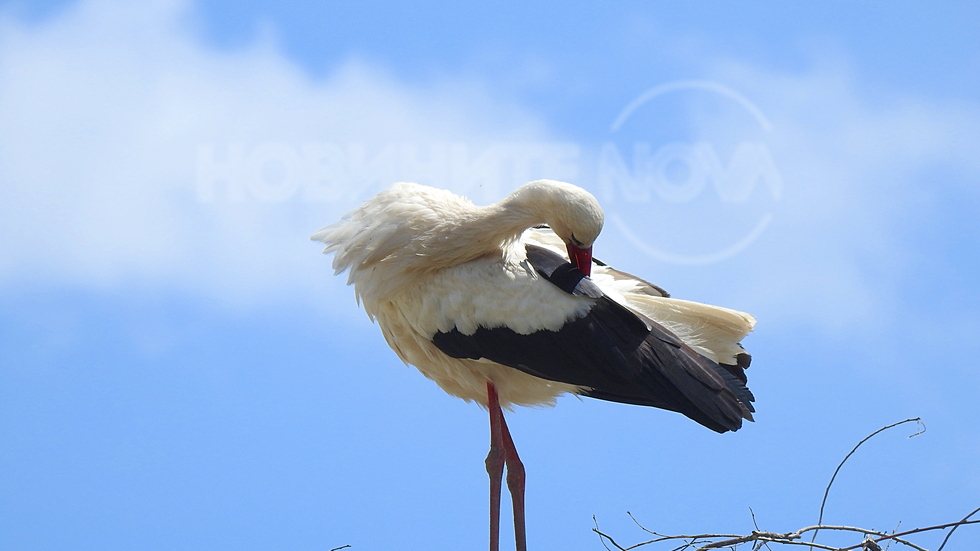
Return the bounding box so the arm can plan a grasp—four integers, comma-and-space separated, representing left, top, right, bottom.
548, 199, 601, 277
509, 180, 603, 276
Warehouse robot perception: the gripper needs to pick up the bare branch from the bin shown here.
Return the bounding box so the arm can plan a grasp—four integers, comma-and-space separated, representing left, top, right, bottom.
594, 515, 627, 551
833, 519, 980, 551
812, 418, 923, 547
596, 518, 980, 551
594, 418, 977, 551
884, 521, 901, 551
936, 505, 980, 551
749, 508, 774, 551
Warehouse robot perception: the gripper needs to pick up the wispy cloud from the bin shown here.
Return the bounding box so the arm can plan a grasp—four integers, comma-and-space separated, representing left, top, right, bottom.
1, 0, 978, 336
0, 0, 550, 304
689, 58, 980, 331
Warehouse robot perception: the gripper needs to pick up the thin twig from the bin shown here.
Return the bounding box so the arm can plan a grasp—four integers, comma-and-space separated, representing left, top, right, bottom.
328, 546, 351, 551
811, 418, 923, 546
936, 505, 980, 551
884, 521, 901, 551
593, 526, 740, 551
593, 418, 980, 551
629, 510, 666, 536
594, 519, 980, 551
703, 537, 840, 551
701, 525, 917, 551
749, 508, 774, 551
594, 516, 626, 551
836, 519, 980, 551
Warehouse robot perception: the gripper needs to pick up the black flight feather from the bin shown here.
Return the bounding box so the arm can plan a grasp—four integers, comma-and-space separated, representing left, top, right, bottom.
431, 245, 755, 433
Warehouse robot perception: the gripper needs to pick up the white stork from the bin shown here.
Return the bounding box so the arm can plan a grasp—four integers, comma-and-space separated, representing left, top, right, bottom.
312, 180, 755, 551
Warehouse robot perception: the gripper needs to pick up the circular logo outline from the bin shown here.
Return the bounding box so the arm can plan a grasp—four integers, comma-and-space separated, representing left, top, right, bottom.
609, 80, 778, 265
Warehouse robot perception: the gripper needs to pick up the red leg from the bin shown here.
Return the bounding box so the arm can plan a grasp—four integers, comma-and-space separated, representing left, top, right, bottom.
486, 383, 506, 551
500, 412, 527, 551
485, 382, 528, 551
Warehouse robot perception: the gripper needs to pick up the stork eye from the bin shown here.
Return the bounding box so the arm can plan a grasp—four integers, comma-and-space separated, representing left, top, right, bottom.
570, 234, 585, 247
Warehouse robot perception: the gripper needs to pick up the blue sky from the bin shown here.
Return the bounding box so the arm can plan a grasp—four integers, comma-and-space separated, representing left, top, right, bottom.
1, 1, 979, 550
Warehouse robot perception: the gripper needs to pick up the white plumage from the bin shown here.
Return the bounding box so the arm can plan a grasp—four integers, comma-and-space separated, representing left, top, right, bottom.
312, 179, 756, 551
313, 180, 754, 408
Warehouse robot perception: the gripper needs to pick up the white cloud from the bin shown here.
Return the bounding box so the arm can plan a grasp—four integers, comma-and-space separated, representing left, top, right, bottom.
1, 0, 978, 337
592, 57, 980, 335
705, 59, 980, 332
0, 0, 552, 306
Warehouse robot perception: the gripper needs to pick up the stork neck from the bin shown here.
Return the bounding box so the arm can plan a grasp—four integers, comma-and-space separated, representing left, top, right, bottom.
407, 182, 565, 271
446, 184, 563, 262
447, 202, 543, 262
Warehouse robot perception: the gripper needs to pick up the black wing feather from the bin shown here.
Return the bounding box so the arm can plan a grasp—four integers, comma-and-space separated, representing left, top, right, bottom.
431, 245, 754, 433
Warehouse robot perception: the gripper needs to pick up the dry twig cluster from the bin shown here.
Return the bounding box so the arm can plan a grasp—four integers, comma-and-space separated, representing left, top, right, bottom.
593, 418, 979, 551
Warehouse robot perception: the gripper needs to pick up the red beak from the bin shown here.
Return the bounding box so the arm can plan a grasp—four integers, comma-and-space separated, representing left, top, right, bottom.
566, 243, 593, 277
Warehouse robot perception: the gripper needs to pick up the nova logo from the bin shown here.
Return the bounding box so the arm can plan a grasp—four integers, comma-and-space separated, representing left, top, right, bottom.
598, 81, 783, 265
